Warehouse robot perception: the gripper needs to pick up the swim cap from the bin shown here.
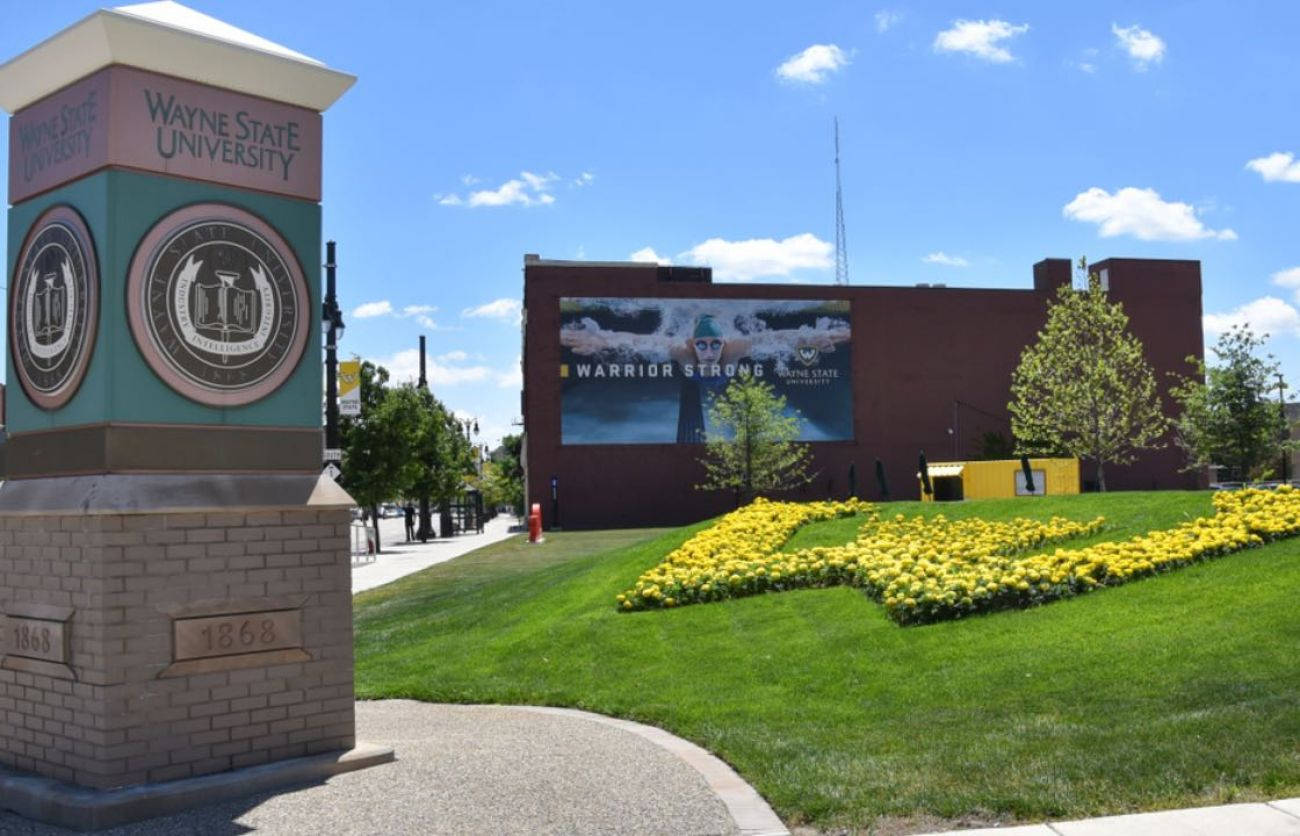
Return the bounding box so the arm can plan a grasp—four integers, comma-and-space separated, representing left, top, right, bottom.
693, 315, 724, 339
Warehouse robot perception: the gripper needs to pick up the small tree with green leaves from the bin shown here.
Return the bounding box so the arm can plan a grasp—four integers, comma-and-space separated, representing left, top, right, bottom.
1170, 324, 1293, 481
696, 373, 814, 503
340, 366, 425, 552
1008, 261, 1168, 491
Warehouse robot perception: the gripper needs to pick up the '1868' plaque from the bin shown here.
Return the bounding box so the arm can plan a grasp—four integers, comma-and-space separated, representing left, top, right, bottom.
127, 203, 309, 407
173, 608, 302, 662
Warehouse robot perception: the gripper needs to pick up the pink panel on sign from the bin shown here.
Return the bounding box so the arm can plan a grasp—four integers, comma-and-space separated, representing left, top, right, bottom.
9, 67, 322, 204
8, 72, 111, 204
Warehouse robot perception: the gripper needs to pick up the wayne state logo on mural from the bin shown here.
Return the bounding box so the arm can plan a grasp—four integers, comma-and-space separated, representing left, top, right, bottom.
9, 205, 99, 410
127, 204, 308, 407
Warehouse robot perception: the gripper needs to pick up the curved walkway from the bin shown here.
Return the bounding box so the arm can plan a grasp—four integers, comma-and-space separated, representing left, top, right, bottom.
0, 701, 787, 834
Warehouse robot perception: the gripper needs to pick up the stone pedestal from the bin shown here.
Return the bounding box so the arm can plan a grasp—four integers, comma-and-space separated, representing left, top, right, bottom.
0, 475, 391, 828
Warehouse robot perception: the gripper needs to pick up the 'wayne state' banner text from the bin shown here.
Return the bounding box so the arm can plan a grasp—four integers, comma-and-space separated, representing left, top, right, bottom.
559, 297, 852, 444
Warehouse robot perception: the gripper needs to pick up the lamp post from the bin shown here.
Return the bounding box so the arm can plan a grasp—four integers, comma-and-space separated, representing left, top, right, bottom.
1278, 372, 1289, 484
322, 241, 345, 461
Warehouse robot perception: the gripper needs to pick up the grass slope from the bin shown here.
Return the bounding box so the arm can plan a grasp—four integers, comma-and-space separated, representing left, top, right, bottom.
354, 493, 1300, 832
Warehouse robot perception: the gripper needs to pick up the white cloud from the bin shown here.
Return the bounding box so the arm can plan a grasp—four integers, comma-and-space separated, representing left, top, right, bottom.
1062, 186, 1237, 242
775, 44, 851, 84
370, 348, 493, 387
1204, 297, 1300, 340
573, 171, 595, 187
437, 350, 469, 363
413, 315, 437, 330
1246, 152, 1300, 183
934, 19, 1029, 63
629, 247, 671, 264
680, 233, 832, 282
875, 10, 901, 33
402, 304, 436, 316
440, 171, 561, 208
1112, 23, 1165, 69
1271, 267, 1300, 290
923, 251, 969, 267
497, 356, 523, 389
462, 298, 522, 321
352, 300, 394, 318
460, 174, 481, 186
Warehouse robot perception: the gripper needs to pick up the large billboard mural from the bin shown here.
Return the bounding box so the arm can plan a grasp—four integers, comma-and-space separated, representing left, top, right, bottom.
560, 297, 852, 444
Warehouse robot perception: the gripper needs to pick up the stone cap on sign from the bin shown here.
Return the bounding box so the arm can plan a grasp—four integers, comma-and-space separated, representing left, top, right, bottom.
0, 1, 355, 115
0, 472, 355, 515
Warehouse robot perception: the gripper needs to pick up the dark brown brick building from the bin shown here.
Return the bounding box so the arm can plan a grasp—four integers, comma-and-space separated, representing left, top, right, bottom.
522, 255, 1204, 529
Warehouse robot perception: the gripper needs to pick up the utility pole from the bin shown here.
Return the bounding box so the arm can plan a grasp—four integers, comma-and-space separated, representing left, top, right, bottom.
417, 335, 432, 541
322, 241, 343, 464
1278, 372, 1289, 483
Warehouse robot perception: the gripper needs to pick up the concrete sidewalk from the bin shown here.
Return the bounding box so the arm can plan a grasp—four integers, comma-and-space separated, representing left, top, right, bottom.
919, 799, 1300, 835
351, 514, 519, 594
0, 701, 786, 834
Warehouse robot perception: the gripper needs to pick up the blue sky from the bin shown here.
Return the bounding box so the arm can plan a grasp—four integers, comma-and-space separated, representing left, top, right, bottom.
3, 1, 1299, 445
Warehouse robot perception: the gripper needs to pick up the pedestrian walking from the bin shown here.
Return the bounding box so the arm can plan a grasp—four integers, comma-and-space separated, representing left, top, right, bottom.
403, 503, 415, 542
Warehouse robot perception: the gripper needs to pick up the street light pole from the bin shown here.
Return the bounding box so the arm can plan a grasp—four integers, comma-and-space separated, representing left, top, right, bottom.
1278, 372, 1289, 484
323, 241, 343, 459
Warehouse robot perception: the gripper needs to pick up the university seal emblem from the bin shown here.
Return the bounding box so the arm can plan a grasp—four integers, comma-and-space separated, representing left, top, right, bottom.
127, 204, 309, 407
9, 205, 99, 410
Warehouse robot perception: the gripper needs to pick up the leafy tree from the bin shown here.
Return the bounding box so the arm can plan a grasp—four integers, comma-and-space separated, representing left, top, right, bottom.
492, 433, 525, 516
339, 365, 424, 552
408, 392, 476, 536
1169, 324, 1293, 481
696, 373, 814, 502
1008, 261, 1168, 491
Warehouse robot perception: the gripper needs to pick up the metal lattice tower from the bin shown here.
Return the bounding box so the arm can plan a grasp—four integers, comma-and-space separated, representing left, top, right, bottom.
833, 117, 849, 285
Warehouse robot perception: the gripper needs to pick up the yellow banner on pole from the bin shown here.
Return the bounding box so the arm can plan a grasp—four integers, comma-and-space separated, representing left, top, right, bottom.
339, 359, 361, 416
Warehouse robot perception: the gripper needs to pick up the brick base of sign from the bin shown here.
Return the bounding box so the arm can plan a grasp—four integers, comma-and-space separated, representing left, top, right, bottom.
0, 473, 388, 826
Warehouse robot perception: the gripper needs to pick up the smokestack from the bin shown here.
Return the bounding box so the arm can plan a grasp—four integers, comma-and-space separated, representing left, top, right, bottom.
418, 335, 427, 389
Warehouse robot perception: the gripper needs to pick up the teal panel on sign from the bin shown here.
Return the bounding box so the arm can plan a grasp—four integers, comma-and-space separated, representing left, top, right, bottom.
6, 170, 321, 432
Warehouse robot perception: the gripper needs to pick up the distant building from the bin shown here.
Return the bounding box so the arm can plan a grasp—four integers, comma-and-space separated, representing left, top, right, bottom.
521, 255, 1206, 529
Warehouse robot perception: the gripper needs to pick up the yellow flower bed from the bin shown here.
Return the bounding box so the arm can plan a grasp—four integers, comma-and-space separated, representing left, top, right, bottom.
617, 487, 1300, 625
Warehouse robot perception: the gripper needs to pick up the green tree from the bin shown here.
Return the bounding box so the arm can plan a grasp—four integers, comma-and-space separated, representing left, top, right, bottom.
1170, 324, 1292, 481
1008, 261, 1168, 491
339, 365, 424, 552
696, 373, 814, 502
408, 393, 476, 536
493, 433, 525, 516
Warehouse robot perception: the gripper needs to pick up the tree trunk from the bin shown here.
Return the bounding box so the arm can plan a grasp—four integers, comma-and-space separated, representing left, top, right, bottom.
370, 504, 382, 554
1096, 460, 1107, 493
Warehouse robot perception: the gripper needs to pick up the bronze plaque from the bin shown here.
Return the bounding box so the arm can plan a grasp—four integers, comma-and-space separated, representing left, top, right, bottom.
9, 205, 99, 411
126, 203, 309, 407
5, 616, 68, 664
173, 609, 302, 661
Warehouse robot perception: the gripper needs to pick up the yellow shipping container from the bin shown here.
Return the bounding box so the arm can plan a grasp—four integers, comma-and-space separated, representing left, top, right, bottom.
918, 458, 1080, 502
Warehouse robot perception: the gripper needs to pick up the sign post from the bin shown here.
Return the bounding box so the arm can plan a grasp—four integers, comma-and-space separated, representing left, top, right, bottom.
0, 4, 390, 828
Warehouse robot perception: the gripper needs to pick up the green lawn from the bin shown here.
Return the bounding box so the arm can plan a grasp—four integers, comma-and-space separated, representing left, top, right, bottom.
353, 492, 1300, 833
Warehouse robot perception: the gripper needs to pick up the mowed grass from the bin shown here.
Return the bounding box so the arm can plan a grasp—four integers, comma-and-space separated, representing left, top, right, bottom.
353, 492, 1300, 832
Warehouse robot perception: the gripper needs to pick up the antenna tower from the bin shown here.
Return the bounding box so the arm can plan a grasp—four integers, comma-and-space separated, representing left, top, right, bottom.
833, 117, 849, 285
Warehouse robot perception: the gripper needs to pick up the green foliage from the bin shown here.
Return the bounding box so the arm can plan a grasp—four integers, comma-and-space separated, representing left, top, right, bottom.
696, 373, 813, 501
1009, 264, 1168, 490
479, 433, 525, 516
353, 492, 1300, 831
338, 361, 477, 549
1170, 324, 1293, 480
973, 430, 1016, 460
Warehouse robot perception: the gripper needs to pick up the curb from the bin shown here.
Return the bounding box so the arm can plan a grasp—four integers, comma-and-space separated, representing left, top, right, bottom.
511, 705, 789, 836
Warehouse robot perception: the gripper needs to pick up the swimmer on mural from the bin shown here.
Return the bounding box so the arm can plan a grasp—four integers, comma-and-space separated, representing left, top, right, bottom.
560, 305, 850, 442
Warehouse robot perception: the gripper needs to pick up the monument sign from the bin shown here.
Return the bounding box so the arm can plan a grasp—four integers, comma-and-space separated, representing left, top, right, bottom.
0, 3, 390, 828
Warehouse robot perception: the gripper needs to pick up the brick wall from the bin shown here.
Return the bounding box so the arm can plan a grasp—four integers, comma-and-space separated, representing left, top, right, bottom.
0, 508, 354, 790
